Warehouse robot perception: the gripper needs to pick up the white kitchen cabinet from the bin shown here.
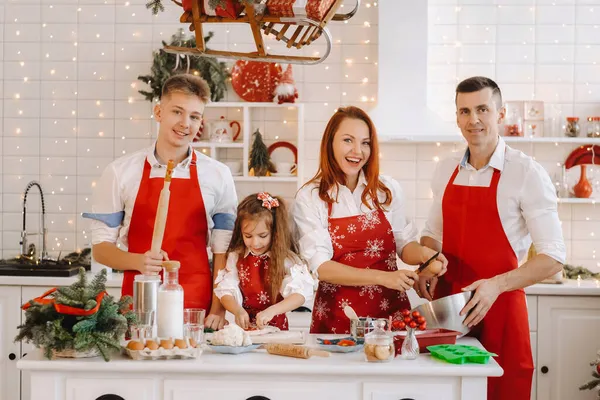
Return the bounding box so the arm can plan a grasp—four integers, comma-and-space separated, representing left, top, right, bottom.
65, 378, 154, 400
0, 286, 21, 400
363, 380, 461, 400
536, 296, 600, 400
164, 380, 359, 400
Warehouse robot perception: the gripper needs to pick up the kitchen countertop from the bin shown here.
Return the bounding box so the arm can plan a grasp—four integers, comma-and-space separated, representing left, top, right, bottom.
18, 336, 502, 377
2, 273, 599, 295
0, 271, 124, 288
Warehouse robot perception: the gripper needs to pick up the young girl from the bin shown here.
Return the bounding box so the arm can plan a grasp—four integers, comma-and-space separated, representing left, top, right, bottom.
215, 192, 314, 330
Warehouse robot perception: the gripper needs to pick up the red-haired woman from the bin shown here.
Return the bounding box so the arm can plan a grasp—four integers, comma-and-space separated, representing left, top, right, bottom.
293, 106, 447, 334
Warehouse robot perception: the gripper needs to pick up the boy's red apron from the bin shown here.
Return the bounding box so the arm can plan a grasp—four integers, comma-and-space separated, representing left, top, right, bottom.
122, 151, 213, 310
436, 166, 534, 400
310, 204, 411, 334
237, 253, 288, 330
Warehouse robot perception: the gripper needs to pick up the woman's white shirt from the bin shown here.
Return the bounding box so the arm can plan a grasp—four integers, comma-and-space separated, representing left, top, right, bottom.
293, 173, 418, 277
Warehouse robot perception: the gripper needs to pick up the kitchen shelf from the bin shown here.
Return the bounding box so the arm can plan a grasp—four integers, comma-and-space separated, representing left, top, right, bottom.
233, 176, 298, 183
196, 102, 305, 190
558, 198, 598, 204
378, 136, 600, 145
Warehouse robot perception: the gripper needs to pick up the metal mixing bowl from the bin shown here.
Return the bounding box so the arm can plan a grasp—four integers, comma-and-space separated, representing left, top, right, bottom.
410, 291, 474, 336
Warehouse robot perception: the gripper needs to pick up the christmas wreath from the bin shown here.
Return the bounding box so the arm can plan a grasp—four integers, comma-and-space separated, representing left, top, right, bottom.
137, 30, 230, 103
15, 268, 135, 361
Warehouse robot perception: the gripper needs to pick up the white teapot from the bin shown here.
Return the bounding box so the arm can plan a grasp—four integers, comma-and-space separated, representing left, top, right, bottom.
209, 116, 241, 143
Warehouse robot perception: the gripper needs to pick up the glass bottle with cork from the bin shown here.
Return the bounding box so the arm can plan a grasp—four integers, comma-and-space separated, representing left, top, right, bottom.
158, 260, 184, 338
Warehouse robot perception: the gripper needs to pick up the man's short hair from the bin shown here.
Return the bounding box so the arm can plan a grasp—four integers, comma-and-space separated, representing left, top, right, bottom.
455, 76, 503, 110
161, 74, 211, 104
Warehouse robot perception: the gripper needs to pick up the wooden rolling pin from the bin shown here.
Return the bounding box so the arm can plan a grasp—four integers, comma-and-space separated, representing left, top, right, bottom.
264, 344, 330, 359
150, 160, 175, 256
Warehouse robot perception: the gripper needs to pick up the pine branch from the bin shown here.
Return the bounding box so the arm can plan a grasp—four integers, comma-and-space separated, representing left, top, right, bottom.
145, 0, 164, 15
579, 379, 600, 390
138, 30, 230, 103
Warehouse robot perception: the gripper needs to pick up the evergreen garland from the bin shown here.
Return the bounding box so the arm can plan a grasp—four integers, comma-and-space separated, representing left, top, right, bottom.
580, 350, 600, 398
137, 30, 230, 103
15, 268, 134, 362
248, 129, 275, 176
145, 0, 251, 15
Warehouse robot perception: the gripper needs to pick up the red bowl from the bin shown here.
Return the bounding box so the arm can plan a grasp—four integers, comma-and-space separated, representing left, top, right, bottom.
393, 329, 461, 356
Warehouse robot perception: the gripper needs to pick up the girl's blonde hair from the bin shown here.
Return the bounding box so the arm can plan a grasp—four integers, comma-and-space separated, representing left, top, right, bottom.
227, 193, 299, 303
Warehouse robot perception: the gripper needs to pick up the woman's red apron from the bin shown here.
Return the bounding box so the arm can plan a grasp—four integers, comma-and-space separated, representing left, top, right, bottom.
238, 253, 288, 330
122, 151, 213, 310
436, 166, 534, 400
310, 205, 411, 334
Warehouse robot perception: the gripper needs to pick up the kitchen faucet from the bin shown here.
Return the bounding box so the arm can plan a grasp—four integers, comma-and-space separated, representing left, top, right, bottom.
20, 181, 49, 262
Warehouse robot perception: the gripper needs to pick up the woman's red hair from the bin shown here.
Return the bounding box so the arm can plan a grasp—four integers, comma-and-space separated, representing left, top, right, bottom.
305, 106, 391, 210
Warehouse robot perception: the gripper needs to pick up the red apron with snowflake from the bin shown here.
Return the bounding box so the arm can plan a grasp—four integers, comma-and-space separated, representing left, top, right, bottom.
238, 253, 288, 330
123, 152, 213, 310
310, 205, 411, 334
436, 167, 534, 400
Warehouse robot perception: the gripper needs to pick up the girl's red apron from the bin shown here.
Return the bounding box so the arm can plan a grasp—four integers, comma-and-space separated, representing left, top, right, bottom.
436, 166, 534, 400
237, 253, 288, 330
310, 204, 411, 334
122, 151, 213, 310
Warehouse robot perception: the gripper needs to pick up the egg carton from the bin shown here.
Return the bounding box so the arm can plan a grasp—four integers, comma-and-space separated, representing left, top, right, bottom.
122, 338, 203, 360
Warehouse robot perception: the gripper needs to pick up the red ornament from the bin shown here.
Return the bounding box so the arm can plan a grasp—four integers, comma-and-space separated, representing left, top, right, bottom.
231, 61, 282, 102
596, 363, 600, 375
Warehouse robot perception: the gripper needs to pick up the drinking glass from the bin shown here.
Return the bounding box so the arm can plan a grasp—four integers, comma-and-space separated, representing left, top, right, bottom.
131, 310, 155, 340
184, 308, 205, 344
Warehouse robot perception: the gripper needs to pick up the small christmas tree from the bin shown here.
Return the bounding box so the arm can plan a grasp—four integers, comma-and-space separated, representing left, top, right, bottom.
15, 268, 135, 361
248, 129, 275, 176
580, 350, 600, 398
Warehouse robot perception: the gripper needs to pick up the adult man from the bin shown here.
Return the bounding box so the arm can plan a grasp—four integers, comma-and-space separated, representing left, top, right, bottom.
419, 76, 565, 399
85, 74, 237, 330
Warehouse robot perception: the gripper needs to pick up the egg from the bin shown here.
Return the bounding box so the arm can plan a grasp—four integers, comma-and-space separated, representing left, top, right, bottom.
160, 339, 174, 349
420, 260, 443, 278
189, 338, 198, 348
145, 340, 159, 350
126, 340, 144, 351
174, 338, 188, 349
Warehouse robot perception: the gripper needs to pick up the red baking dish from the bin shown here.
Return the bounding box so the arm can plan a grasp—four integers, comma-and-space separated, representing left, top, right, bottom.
393, 329, 461, 356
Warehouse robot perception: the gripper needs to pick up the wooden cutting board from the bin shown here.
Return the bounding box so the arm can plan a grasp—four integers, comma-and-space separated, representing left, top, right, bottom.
249, 330, 306, 344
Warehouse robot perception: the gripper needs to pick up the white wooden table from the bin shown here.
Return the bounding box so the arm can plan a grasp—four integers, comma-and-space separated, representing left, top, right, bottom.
17, 337, 502, 400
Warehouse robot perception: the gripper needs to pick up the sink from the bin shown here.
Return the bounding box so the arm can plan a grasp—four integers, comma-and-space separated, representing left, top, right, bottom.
0, 249, 91, 277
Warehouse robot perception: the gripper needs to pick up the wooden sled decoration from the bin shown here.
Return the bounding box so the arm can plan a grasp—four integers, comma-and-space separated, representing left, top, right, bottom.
163, 0, 360, 65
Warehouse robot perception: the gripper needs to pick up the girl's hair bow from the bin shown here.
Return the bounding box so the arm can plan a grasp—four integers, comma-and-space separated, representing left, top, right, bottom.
257, 192, 279, 210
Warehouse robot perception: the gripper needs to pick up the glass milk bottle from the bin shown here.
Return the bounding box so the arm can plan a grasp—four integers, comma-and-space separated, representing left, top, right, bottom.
157, 261, 184, 338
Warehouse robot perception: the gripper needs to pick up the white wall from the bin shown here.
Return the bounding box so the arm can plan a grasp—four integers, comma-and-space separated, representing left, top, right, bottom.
0, 0, 377, 258
1, 0, 599, 273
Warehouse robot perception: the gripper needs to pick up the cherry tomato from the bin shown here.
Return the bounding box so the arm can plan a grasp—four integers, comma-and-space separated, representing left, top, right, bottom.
409, 321, 417, 329
417, 316, 426, 324
402, 309, 411, 317
398, 321, 406, 330
404, 316, 412, 324
418, 323, 427, 331
412, 311, 421, 319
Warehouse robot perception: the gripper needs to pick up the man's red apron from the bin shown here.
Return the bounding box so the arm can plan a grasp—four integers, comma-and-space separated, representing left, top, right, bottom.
237, 253, 288, 330
310, 205, 411, 334
122, 151, 213, 310
436, 166, 534, 400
